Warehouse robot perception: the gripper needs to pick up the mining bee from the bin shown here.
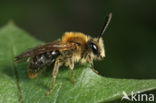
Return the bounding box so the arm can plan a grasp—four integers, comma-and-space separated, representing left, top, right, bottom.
15, 13, 112, 95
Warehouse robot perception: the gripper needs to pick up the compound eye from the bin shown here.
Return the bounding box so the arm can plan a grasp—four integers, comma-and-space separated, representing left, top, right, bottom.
89, 41, 99, 55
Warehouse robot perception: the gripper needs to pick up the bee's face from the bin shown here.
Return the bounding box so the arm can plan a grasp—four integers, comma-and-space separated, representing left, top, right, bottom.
87, 12, 111, 60
88, 37, 105, 59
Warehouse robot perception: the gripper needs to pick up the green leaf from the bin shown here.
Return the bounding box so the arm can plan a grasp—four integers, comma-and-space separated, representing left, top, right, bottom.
0, 23, 156, 103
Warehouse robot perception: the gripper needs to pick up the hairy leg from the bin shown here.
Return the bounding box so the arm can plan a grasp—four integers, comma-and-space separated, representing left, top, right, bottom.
88, 55, 99, 74
91, 65, 99, 74
45, 59, 62, 95
69, 58, 75, 83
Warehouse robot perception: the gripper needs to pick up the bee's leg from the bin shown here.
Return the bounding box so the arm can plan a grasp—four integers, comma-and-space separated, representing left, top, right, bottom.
88, 55, 99, 74
69, 58, 76, 83
45, 59, 62, 95
91, 65, 99, 74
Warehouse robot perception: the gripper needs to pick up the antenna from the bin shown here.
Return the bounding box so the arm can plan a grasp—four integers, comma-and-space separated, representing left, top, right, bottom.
99, 13, 112, 38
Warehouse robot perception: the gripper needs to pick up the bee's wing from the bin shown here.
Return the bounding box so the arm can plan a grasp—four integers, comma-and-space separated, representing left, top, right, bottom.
15, 40, 76, 62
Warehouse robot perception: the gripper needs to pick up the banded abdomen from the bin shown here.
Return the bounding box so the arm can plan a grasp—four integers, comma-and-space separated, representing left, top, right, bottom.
28, 50, 60, 78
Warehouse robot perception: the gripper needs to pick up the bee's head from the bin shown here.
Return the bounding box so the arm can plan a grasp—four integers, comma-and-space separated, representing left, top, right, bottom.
88, 13, 112, 59
88, 38, 105, 59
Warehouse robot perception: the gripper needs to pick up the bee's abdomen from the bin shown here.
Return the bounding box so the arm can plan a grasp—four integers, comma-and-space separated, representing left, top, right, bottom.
28, 51, 60, 78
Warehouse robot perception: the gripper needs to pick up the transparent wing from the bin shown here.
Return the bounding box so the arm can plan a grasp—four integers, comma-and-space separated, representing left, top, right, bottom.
15, 40, 76, 62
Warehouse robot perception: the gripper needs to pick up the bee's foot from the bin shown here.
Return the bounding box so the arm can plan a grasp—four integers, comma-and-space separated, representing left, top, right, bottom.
72, 79, 76, 84
93, 69, 99, 74
45, 89, 53, 96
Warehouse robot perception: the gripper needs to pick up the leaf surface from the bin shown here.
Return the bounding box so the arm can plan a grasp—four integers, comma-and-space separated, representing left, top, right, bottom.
0, 23, 156, 103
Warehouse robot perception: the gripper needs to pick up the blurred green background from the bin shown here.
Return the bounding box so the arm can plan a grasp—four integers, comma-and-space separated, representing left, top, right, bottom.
0, 0, 156, 79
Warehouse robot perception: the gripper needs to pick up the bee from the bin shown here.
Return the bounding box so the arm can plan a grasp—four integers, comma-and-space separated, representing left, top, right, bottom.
15, 13, 112, 95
